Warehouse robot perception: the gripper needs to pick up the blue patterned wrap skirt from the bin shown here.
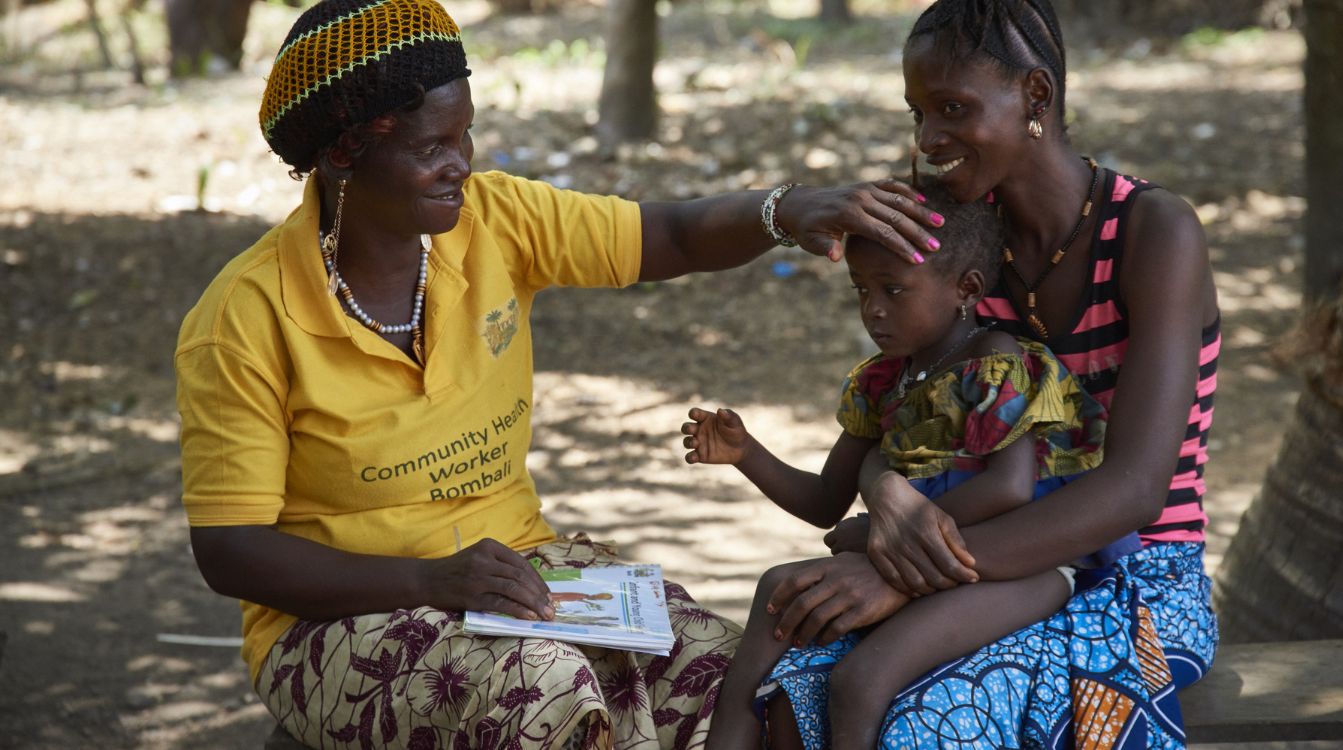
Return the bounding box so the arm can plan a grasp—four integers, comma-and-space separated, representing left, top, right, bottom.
757, 542, 1217, 749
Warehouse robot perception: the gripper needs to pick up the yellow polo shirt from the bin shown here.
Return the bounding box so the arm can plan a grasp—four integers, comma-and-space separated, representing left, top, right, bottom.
175, 171, 642, 682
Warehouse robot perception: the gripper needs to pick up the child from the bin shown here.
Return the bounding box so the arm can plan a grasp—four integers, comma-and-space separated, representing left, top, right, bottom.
682, 177, 1138, 750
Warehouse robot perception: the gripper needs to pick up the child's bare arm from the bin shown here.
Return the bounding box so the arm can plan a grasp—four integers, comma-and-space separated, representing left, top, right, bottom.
932, 434, 1039, 526
836, 440, 1035, 564
928, 330, 1039, 526
682, 407, 874, 528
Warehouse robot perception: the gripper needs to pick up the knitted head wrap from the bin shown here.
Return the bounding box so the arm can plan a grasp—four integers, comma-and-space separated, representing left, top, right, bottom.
260, 0, 471, 172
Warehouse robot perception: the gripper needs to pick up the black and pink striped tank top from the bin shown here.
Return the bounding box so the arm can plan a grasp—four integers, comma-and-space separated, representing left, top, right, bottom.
976, 170, 1219, 545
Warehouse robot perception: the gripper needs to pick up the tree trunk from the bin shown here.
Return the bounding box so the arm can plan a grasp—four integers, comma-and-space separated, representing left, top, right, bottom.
119, 2, 146, 85
1302, 0, 1343, 303
1213, 1, 1343, 642
165, 0, 253, 77
1213, 363, 1343, 641
596, 0, 658, 150
84, 0, 115, 67
818, 0, 851, 23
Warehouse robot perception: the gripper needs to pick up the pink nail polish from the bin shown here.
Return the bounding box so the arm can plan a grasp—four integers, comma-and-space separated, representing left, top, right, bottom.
912, 251, 925, 264
916, 194, 927, 203
928, 237, 941, 250
931, 212, 945, 226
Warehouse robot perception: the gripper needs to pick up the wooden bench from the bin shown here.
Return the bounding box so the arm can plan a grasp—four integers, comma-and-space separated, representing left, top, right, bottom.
1182, 639, 1343, 744
263, 640, 1343, 748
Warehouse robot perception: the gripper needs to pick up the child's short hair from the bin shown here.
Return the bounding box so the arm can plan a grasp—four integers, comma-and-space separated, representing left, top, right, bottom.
849, 176, 1003, 288
920, 177, 1003, 288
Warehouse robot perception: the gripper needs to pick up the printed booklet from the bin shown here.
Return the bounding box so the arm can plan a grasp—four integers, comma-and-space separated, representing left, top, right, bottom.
464, 564, 675, 655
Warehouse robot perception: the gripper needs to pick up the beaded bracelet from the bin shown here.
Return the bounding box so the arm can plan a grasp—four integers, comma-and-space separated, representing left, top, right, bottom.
760, 183, 800, 247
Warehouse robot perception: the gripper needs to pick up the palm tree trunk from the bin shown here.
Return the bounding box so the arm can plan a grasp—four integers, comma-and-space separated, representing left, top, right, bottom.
1302, 0, 1343, 302
1212, 0, 1343, 644
1214, 297, 1343, 641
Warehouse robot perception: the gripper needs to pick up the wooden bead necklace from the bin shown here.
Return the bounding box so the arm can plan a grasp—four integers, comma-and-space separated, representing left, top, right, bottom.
1001, 156, 1100, 339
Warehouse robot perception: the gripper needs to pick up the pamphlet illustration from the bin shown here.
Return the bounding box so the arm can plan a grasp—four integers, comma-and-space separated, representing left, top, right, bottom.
463, 564, 675, 655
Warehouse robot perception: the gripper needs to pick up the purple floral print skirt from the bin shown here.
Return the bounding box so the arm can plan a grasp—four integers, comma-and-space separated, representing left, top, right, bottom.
257, 536, 742, 749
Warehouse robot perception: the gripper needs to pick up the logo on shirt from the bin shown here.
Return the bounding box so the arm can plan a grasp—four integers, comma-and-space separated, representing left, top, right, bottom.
481, 297, 519, 358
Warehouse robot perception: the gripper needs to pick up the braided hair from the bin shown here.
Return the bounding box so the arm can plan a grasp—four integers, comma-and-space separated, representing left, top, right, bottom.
907, 0, 1069, 127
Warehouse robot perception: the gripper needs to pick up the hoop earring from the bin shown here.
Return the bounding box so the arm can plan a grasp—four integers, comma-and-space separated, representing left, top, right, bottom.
320, 178, 348, 296
959, 304, 968, 321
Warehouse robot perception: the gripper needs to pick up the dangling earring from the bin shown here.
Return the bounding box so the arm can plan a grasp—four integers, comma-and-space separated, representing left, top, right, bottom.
959, 304, 968, 321
1028, 108, 1045, 140
320, 178, 348, 296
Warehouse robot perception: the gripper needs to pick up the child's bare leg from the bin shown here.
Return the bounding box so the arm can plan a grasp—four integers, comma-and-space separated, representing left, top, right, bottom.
707, 560, 819, 750
765, 693, 806, 750
828, 570, 1072, 750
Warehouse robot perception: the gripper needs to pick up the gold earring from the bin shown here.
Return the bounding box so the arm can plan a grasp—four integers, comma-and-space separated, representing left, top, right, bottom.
1028, 107, 1045, 140
320, 178, 348, 296
959, 304, 968, 320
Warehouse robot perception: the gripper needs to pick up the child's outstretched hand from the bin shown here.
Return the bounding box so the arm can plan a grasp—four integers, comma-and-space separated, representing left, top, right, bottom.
681, 407, 752, 465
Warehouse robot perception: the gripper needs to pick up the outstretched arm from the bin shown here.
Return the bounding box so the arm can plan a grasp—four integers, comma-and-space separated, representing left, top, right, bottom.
637, 181, 942, 281
681, 407, 873, 528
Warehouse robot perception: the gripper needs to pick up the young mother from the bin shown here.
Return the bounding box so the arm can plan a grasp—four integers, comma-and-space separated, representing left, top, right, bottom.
761, 1, 1220, 747
174, 1, 927, 748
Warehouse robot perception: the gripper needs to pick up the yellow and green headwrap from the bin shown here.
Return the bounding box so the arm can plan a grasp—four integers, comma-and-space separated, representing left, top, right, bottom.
260, 0, 471, 171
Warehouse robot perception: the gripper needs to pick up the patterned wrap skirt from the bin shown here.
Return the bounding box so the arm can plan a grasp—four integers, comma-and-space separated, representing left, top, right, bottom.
257, 536, 742, 750
759, 542, 1217, 749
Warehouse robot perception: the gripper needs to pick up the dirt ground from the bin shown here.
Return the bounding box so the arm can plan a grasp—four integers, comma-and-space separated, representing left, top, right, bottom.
0, 0, 1311, 747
